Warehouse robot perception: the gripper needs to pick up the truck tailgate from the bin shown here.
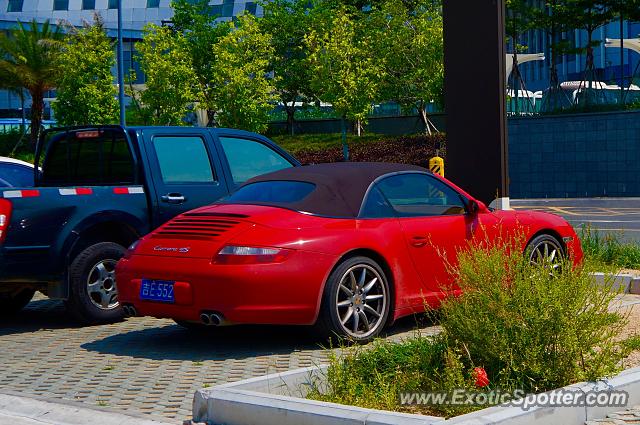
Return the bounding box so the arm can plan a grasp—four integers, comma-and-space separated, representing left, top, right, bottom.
0, 185, 150, 282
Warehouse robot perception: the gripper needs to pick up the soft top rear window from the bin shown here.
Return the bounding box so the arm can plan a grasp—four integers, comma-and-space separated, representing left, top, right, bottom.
226, 181, 316, 204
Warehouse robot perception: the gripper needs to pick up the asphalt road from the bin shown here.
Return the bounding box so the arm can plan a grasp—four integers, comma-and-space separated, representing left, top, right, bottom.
511, 198, 640, 243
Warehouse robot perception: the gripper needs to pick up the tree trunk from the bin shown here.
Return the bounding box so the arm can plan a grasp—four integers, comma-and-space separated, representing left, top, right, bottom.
418, 102, 437, 135
341, 115, 349, 161
29, 88, 44, 149
285, 103, 295, 136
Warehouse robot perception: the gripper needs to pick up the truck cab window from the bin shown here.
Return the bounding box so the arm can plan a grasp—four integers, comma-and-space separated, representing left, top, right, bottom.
41, 130, 135, 186
219, 137, 293, 186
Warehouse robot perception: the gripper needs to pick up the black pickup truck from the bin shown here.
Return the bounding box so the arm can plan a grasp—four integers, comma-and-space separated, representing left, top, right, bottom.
0, 126, 298, 323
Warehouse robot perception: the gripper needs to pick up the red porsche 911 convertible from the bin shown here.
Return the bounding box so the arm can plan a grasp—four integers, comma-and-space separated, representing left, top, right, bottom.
116, 162, 582, 342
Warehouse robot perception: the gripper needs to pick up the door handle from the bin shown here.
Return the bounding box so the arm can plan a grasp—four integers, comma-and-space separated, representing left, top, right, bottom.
411, 236, 429, 248
161, 193, 187, 204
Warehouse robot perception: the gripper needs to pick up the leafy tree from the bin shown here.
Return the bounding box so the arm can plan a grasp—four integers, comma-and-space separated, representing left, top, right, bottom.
132, 24, 201, 125
371, 0, 443, 134
53, 15, 119, 126
0, 19, 64, 146
529, 1, 576, 111
562, 0, 614, 92
506, 0, 537, 53
171, 0, 230, 124
306, 4, 382, 154
209, 14, 278, 133
260, 0, 313, 135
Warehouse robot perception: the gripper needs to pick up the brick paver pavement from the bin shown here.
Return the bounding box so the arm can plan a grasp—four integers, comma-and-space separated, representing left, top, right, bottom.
586, 407, 640, 424
0, 294, 438, 423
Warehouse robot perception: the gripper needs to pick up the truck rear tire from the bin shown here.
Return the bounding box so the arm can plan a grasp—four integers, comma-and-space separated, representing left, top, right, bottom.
0, 289, 35, 317
65, 242, 126, 325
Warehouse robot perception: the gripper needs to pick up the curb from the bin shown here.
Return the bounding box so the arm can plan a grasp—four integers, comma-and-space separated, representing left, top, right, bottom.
193, 367, 640, 425
193, 366, 443, 425
592, 272, 640, 295
0, 390, 175, 425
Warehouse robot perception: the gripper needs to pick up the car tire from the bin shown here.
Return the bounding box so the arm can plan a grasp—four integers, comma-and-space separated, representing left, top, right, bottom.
65, 242, 126, 325
316, 256, 391, 343
0, 288, 35, 317
526, 234, 565, 270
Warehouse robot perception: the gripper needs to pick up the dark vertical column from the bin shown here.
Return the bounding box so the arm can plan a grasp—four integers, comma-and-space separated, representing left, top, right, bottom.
443, 0, 508, 205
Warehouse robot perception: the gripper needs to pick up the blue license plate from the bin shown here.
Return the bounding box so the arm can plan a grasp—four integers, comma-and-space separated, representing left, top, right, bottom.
140, 279, 175, 303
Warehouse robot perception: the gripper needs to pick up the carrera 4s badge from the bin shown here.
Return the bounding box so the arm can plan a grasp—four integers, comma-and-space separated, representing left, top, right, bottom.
154, 246, 190, 253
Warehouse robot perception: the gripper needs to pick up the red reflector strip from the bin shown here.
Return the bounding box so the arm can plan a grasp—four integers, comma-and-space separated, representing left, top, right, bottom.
113, 187, 145, 195
59, 188, 93, 196
3, 190, 40, 198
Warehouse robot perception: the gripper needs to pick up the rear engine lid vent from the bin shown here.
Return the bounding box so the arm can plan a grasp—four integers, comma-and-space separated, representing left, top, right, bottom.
153, 212, 249, 240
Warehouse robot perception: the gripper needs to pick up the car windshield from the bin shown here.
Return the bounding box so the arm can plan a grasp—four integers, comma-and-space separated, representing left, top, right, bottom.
225, 181, 316, 204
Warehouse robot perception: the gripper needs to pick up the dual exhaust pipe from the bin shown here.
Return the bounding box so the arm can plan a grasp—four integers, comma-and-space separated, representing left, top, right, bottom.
122, 304, 137, 317
200, 311, 226, 326
122, 304, 225, 327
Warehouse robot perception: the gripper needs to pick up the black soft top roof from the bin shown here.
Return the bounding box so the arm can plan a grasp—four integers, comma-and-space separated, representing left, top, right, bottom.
240, 162, 428, 218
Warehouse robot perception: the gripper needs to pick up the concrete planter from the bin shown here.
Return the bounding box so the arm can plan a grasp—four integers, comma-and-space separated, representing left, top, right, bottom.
592, 272, 640, 295
193, 366, 640, 425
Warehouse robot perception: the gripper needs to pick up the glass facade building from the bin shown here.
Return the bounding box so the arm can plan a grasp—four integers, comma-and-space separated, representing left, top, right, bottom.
0, 0, 263, 115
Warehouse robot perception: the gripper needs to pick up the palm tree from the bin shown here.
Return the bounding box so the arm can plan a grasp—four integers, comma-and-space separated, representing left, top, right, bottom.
0, 20, 64, 147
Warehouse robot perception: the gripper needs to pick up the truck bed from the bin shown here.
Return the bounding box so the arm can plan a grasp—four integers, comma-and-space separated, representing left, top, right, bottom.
0, 185, 150, 284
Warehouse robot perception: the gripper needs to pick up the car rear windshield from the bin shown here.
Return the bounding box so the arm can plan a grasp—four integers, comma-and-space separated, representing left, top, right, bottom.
226, 181, 316, 204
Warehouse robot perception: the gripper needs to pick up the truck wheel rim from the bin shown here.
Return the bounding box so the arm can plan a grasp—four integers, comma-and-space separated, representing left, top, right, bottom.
87, 259, 119, 310
335, 264, 387, 339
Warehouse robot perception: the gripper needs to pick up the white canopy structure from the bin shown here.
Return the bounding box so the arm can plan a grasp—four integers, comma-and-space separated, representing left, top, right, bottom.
605, 38, 640, 55
506, 53, 545, 80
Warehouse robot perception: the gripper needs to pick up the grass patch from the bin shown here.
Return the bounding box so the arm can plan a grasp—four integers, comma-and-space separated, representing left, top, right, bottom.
310, 235, 629, 417
624, 335, 640, 351
0, 130, 35, 163
580, 224, 640, 269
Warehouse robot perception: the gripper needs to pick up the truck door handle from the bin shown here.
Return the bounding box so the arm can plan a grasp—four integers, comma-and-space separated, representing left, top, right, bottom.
161, 193, 187, 204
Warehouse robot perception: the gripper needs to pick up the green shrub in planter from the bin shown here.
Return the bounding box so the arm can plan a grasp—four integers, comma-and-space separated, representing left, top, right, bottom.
310, 234, 629, 417
441, 235, 628, 394
580, 224, 640, 269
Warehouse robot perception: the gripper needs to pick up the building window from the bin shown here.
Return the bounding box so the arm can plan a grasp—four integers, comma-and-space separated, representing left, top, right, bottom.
221, 0, 234, 17
6, 0, 23, 12
82, 0, 95, 9
209, 4, 222, 16
53, 0, 69, 10
146, 0, 160, 6
245, 2, 256, 15
108, 0, 118, 9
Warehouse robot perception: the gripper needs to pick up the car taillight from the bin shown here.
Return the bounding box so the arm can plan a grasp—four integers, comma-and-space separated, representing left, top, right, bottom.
214, 245, 291, 265
0, 199, 12, 244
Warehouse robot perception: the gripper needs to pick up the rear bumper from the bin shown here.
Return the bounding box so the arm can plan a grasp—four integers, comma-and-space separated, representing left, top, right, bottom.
116, 251, 338, 325
0, 247, 61, 285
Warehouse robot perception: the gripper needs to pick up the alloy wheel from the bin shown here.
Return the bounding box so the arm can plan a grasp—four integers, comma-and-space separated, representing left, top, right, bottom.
334, 264, 387, 339
529, 238, 563, 271
86, 259, 119, 310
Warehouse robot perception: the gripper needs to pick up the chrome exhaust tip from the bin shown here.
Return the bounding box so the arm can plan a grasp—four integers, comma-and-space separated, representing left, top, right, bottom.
200, 312, 226, 326
200, 313, 211, 325
210, 313, 223, 326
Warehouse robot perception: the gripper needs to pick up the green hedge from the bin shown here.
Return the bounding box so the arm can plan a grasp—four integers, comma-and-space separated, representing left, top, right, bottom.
272, 133, 446, 167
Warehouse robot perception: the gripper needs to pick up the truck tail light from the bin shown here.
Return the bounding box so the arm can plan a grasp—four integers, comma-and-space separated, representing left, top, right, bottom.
213, 245, 291, 265
0, 199, 12, 244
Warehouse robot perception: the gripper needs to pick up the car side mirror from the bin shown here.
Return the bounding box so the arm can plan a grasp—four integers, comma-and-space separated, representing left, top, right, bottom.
468, 199, 484, 215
